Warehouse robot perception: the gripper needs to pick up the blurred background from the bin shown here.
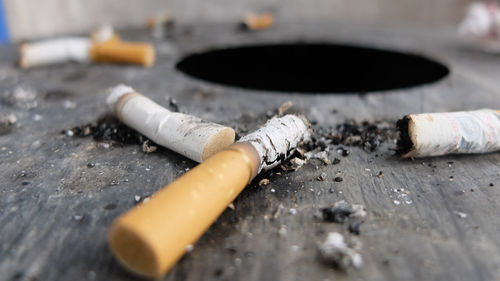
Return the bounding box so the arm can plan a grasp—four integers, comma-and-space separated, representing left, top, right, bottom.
0, 0, 474, 42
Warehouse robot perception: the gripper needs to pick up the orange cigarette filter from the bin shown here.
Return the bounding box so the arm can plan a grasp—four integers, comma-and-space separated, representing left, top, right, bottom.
90, 41, 155, 67
243, 12, 274, 30
108, 143, 259, 278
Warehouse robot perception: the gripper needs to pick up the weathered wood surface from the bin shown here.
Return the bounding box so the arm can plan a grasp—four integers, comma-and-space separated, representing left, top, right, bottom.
0, 23, 499, 281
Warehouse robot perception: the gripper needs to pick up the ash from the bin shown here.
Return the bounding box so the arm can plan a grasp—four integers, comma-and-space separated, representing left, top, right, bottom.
313, 120, 397, 153
319, 232, 363, 269
65, 115, 157, 149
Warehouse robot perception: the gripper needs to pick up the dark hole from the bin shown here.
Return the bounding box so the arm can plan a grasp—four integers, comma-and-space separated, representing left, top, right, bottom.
176, 43, 449, 93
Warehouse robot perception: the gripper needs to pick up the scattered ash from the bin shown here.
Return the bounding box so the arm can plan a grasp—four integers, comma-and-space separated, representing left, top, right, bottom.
329, 120, 396, 152
309, 120, 397, 154
280, 157, 307, 172
321, 201, 366, 235
305, 150, 330, 165
142, 140, 158, 153
42, 89, 73, 101
0, 113, 17, 135
319, 232, 363, 270
258, 178, 270, 186
1, 85, 39, 109
64, 115, 157, 150
278, 101, 293, 116
317, 172, 327, 181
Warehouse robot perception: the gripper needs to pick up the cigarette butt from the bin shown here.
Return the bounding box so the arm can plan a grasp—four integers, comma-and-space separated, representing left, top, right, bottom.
19, 38, 91, 68
107, 85, 235, 162
241, 12, 274, 31
147, 11, 173, 30
90, 41, 155, 67
397, 109, 500, 158
108, 115, 311, 277
109, 142, 260, 278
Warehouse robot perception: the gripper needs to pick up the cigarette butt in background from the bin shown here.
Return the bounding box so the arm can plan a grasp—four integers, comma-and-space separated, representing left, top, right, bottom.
107, 84, 235, 162
19, 37, 91, 68
90, 25, 121, 44
241, 12, 274, 31
147, 11, 175, 39
147, 11, 174, 30
396, 109, 500, 158
19, 25, 155, 68
90, 40, 155, 67
108, 114, 311, 277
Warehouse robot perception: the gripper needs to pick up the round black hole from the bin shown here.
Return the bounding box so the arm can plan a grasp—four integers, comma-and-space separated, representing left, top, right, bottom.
176, 43, 449, 93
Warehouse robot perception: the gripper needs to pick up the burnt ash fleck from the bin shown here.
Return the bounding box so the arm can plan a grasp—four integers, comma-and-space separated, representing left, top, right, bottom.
348, 219, 362, 235
322, 205, 353, 223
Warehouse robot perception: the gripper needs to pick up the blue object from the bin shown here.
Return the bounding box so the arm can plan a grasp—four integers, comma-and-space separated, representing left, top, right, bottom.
0, 0, 9, 43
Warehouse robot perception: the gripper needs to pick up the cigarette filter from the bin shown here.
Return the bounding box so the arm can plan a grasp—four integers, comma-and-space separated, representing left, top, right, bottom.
90, 40, 155, 67
242, 12, 274, 31
397, 109, 500, 158
109, 114, 311, 277
107, 84, 235, 162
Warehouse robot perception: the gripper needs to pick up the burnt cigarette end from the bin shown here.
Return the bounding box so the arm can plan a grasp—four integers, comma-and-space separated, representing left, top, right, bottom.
396, 116, 414, 156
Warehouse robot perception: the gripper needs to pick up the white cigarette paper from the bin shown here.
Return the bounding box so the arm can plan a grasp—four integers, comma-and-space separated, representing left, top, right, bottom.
398, 109, 500, 158
238, 115, 312, 172
107, 85, 235, 162
20, 37, 91, 68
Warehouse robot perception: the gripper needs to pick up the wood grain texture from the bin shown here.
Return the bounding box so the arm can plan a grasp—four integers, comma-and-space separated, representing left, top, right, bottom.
0, 23, 499, 281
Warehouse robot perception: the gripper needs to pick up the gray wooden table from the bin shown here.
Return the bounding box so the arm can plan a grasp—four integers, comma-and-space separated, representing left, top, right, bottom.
0, 22, 499, 281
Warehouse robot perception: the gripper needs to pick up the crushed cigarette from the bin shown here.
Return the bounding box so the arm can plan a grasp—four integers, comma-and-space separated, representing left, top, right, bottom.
109, 114, 311, 278
239, 115, 312, 172
107, 84, 235, 162
319, 232, 363, 269
397, 109, 500, 158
